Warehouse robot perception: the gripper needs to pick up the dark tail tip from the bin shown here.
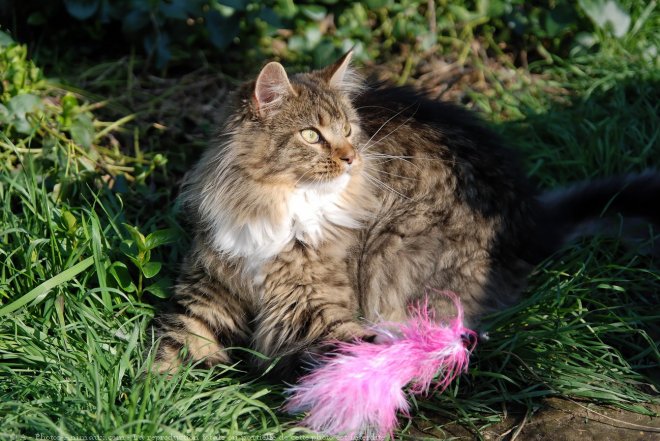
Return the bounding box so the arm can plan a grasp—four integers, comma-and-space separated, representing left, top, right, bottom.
536, 170, 660, 254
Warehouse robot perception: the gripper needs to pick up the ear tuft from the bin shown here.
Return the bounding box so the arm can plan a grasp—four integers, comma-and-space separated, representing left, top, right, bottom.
323, 50, 364, 95
254, 62, 294, 116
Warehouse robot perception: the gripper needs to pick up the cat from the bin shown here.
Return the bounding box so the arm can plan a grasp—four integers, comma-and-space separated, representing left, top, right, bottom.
152, 51, 660, 377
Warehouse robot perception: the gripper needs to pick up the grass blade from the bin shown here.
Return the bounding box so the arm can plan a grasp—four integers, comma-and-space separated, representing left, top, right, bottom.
0, 256, 94, 317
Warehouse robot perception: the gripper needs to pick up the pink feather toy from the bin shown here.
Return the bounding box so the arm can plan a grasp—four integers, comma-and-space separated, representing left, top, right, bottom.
285, 291, 477, 439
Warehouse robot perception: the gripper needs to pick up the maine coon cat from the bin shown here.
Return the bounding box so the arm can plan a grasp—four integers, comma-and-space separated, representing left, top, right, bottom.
152, 52, 660, 376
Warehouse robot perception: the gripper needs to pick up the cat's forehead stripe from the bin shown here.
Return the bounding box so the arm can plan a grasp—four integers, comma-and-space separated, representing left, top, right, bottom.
315, 94, 348, 127
293, 75, 346, 121
314, 90, 339, 112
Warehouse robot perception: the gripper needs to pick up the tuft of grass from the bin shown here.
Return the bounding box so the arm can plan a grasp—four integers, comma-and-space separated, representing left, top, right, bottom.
0, 34, 299, 439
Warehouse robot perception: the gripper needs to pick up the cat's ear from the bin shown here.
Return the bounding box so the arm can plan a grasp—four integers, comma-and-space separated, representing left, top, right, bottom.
322, 50, 363, 95
254, 62, 295, 116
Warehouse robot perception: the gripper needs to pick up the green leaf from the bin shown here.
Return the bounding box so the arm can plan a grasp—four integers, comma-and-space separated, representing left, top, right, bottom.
304, 25, 323, 48
482, 0, 506, 18
0, 30, 14, 47
122, 9, 150, 33
59, 94, 79, 128
288, 35, 306, 52
123, 224, 147, 252
145, 228, 180, 250
219, 0, 249, 11
108, 262, 136, 292
206, 10, 241, 49
274, 0, 297, 19
364, 0, 391, 9
300, 5, 327, 21
160, 0, 189, 19
142, 261, 162, 279
119, 239, 137, 258
61, 211, 78, 232
70, 113, 94, 148
119, 240, 144, 269
144, 277, 172, 299
578, 0, 631, 38
8, 93, 42, 116
545, 5, 578, 38
7, 93, 43, 134
63, 0, 100, 20
448, 4, 480, 22
258, 7, 283, 27
0, 104, 9, 124
313, 41, 337, 68
575, 31, 597, 49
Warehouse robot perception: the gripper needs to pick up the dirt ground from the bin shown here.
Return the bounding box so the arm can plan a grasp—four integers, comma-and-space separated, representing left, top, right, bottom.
410, 398, 660, 440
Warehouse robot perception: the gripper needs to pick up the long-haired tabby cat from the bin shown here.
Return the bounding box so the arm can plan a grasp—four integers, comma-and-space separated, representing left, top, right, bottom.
152, 52, 659, 377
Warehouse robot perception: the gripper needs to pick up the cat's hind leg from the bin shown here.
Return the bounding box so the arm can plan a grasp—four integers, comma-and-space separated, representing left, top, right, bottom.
357, 215, 529, 326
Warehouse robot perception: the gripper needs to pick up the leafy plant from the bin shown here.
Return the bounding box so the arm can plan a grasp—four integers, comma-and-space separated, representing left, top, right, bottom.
0, 34, 173, 309
115, 224, 178, 298
11, 0, 647, 71
0, 35, 46, 133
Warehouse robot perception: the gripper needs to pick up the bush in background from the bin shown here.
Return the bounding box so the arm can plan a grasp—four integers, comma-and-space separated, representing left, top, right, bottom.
3, 0, 653, 72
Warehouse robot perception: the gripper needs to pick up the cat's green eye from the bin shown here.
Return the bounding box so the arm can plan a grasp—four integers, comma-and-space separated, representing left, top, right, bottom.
301, 129, 321, 144
343, 122, 352, 137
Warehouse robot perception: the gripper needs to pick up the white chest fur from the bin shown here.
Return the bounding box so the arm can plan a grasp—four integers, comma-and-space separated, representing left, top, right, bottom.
210, 174, 359, 271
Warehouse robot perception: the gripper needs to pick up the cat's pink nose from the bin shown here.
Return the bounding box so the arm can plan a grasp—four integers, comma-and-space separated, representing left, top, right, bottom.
340, 152, 355, 165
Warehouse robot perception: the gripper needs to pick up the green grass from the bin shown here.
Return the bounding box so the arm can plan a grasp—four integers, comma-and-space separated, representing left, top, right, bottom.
1, 1, 659, 439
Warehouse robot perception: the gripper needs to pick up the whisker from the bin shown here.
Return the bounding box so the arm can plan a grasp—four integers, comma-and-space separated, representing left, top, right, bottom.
361, 106, 420, 154
358, 102, 419, 153
362, 152, 422, 172
293, 169, 314, 187
362, 158, 397, 167
354, 105, 400, 112
362, 171, 411, 200
372, 169, 420, 181
363, 153, 417, 159
363, 152, 463, 168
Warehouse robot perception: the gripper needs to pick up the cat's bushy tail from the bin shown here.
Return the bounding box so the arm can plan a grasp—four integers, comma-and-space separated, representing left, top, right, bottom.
537, 170, 660, 255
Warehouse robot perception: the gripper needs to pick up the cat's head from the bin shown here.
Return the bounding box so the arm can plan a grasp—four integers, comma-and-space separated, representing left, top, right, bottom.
226, 51, 366, 188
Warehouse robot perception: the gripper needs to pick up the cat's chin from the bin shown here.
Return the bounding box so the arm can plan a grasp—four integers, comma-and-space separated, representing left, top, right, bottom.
296, 172, 352, 194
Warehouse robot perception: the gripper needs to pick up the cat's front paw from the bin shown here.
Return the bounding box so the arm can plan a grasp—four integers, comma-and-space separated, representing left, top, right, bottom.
328, 321, 378, 344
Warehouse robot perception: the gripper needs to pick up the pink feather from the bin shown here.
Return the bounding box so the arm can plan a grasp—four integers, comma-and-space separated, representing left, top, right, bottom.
285, 291, 477, 439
